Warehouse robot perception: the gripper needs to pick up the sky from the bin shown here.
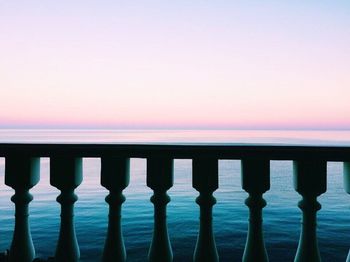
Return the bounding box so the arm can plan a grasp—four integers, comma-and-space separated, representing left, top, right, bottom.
0, 1, 349, 130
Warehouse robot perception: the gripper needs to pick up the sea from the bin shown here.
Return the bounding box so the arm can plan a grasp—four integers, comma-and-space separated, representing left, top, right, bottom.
1, 129, 350, 262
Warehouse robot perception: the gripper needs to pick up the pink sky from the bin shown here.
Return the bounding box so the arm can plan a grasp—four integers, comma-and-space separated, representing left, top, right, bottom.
1, 1, 350, 129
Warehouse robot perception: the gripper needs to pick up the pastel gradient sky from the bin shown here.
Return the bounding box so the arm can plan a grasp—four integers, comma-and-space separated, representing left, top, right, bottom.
1, 1, 349, 129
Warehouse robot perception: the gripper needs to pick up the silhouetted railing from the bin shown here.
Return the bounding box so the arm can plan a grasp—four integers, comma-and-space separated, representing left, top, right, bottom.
1, 143, 350, 262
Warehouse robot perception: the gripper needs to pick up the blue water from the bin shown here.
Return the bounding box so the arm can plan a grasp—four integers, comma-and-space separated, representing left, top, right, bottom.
1, 130, 350, 261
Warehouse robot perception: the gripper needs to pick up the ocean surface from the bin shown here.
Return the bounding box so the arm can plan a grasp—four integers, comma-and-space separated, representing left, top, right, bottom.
1, 129, 350, 261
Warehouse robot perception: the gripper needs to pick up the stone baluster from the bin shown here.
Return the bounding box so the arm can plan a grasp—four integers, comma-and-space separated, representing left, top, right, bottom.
241, 158, 270, 262
147, 157, 174, 262
101, 157, 130, 262
192, 157, 219, 262
293, 159, 326, 262
5, 156, 40, 262
50, 157, 83, 262
343, 162, 350, 262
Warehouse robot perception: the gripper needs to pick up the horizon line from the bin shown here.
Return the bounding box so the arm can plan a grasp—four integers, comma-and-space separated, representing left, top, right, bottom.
1, 126, 350, 131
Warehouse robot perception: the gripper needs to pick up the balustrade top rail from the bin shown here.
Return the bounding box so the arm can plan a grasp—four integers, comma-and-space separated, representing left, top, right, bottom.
0, 143, 350, 161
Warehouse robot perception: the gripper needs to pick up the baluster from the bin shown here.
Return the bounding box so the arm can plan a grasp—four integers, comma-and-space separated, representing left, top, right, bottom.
241, 158, 269, 262
5, 156, 40, 262
343, 162, 350, 261
192, 157, 219, 262
101, 157, 130, 262
50, 157, 83, 262
293, 159, 326, 262
147, 157, 173, 262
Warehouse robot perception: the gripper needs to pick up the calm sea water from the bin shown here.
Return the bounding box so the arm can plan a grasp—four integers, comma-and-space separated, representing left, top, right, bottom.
1, 129, 350, 261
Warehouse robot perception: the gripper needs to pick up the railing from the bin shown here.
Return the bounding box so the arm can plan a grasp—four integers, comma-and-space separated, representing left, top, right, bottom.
1, 143, 350, 262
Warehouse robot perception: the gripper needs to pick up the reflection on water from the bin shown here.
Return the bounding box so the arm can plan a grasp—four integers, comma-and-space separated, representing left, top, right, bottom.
0, 130, 350, 261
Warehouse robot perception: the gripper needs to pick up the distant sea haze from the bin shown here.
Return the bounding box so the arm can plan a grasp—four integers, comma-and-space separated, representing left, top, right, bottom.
1, 129, 350, 145
0, 129, 350, 261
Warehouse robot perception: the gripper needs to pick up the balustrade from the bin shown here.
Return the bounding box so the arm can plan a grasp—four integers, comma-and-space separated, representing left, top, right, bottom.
192, 157, 219, 262
344, 162, 350, 262
5, 156, 40, 262
101, 157, 130, 262
293, 159, 326, 262
0, 144, 350, 261
147, 156, 174, 262
241, 157, 269, 262
50, 157, 83, 262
